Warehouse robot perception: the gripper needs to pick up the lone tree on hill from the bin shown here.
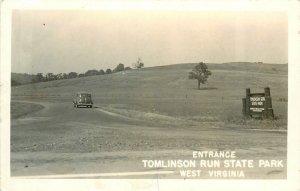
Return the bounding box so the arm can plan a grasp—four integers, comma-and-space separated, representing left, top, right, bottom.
134, 57, 144, 69
189, 62, 212, 90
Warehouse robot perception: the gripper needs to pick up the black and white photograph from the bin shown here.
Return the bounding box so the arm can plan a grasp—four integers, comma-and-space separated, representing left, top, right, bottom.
1, 1, 300, 191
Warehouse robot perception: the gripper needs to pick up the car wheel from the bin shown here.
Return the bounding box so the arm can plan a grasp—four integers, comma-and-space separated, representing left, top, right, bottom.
90, 105, 93, 108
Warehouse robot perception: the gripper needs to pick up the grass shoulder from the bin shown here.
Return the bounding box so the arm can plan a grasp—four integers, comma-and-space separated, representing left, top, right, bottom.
11, 101, 44, 119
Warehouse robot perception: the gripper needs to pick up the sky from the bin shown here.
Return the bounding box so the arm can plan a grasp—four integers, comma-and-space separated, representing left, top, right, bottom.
12, 10, 287, 74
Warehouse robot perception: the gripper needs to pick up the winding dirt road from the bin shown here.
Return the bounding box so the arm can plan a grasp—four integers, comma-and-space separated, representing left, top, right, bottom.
11, 101, 287, 179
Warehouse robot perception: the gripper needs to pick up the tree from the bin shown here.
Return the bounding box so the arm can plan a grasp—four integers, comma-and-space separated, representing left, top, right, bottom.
189, 62, 212, 90
68, 72, 78, 78
78, 73, 85, 78
63, 73, 68, 79
85, 69, 99, 76
113, 63, 125, 73
133, 57, 144, 69
56, 73, 63, 80
105, 68, 112, 74
124, 66, 132, 70
45, 73, 55, 81
36, 73, 44, 82
99, 69, 105, 75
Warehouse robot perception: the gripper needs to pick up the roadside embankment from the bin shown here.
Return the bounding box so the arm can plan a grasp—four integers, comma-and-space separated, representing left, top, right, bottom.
11, 101, 44, 119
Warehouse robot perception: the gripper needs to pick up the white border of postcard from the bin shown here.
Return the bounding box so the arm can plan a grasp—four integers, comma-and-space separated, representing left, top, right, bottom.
1, 0, 300, 191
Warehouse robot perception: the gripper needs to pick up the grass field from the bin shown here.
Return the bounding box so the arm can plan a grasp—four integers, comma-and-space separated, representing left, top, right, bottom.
11, 101, 44, 119
11, 62, 288, 129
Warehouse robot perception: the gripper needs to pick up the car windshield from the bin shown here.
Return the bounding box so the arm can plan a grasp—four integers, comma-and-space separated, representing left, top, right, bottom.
79, 93, 91, 98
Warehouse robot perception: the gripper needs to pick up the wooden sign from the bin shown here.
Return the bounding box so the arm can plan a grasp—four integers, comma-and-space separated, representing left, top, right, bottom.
249, 93, 265, 113
242, 87, 274, 119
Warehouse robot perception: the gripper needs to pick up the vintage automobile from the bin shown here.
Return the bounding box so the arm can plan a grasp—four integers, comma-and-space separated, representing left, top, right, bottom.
73, 92, 93, 108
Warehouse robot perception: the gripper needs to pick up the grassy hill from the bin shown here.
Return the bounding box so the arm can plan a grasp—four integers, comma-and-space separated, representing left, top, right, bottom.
11, 73, 37, 86
11, 62, 288, 129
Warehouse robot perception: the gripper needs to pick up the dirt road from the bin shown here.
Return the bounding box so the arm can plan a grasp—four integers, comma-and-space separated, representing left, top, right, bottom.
11, 101, 287, 179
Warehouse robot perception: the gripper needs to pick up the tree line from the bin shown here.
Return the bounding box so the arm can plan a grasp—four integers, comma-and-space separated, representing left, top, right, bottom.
12, 59, 145, 86
33, 63, 131, 83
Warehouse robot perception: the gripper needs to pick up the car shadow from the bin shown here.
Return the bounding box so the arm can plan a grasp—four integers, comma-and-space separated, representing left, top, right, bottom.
74, 106, 97, 109
200, 87, 218, 90
189, 87, 218, 90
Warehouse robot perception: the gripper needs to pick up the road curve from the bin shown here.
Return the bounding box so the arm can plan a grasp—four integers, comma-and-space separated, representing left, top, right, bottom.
11, 101, 287, 179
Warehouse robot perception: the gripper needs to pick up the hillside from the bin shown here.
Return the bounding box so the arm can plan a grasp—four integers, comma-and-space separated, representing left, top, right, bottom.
11, 62, 288, 128
11, 73, 37, 86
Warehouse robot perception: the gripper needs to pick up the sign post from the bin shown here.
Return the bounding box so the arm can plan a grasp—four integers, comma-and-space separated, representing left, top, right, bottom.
242, 87, 274, 119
